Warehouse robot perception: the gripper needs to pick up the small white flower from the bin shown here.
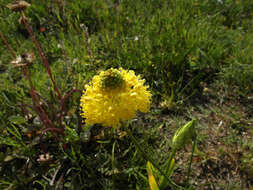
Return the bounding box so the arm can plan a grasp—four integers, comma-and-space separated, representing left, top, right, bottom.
37, 153, 52, 164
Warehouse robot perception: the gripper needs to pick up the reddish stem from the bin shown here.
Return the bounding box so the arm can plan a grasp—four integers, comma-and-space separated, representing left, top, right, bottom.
21, 14, 62, 100
34, 90, 57, 119
40, 127, 65, 154
23, 68, 55, 129
1, 27, 55, 131
0, 30, 16, 59
59, 89, 82, 128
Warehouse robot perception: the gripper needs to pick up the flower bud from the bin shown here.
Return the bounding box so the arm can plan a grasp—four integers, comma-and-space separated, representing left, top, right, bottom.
172, 119, 196, 151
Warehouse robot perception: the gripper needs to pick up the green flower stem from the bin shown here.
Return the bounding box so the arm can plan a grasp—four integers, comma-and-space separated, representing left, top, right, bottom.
159, 148, 176, 189
186, 137, 197, 185
124, 125, 181, 189
112, 140, 117, 190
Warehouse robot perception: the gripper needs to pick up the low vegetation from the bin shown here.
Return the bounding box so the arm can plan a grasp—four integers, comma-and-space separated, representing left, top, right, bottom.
0, 0, 252, 189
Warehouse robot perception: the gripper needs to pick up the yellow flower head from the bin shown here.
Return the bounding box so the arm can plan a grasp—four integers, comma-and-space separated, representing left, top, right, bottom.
80, 68, 152, 128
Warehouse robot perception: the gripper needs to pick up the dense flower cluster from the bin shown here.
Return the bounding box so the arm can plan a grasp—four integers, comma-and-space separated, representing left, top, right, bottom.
80, 68, 152, 128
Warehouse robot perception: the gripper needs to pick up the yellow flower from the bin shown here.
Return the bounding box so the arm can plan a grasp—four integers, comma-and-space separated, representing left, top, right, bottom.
80, 68, 152, 128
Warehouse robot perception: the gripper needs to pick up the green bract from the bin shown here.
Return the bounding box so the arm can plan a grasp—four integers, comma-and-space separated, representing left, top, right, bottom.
172, 119, 196, 151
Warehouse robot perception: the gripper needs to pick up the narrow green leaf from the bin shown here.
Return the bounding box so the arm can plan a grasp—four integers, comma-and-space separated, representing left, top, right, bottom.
8, 115, 26, 125
147, 161, 160, 190
7, 125, 22, 141
159, 149, 176, 190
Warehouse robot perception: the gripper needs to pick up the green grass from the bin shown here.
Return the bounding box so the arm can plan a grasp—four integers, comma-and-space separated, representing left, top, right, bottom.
0, 0, 253, 189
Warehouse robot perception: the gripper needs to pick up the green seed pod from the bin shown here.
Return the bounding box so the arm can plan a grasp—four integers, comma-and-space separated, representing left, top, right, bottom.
172, 119, 196, 151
